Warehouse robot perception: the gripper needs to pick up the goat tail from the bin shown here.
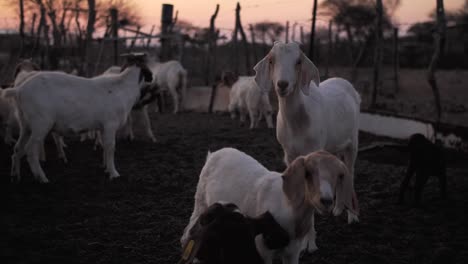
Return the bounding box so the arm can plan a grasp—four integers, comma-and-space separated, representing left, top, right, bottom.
1, 88, 17, 99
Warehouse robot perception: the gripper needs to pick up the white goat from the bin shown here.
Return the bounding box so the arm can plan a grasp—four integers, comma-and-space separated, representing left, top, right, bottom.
225, 73, 274, 129
147, 59, 187, 113
4, 59, 152, 183
99, 65, 157, 142
254, 43, 361, 246
2, 60, 68, 162
181, 148, 359, 264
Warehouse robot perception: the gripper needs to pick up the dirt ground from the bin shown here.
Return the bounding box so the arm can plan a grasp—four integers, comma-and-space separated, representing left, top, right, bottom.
1, 112, 467, 264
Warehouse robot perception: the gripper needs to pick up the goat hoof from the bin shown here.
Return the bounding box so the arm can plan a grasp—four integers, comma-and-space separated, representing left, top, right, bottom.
307, 242, 319, 253
109, 173, 121, 180
37, 177, 49, 184
347, 213, 359, 224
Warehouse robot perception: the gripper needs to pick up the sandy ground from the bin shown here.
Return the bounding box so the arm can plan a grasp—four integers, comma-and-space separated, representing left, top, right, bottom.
1, 112, 467, 264
328, 67, 468, 126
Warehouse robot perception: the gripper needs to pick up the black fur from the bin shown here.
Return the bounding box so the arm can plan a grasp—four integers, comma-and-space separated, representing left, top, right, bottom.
186, 202, 289, 264
398, 133, 447, 205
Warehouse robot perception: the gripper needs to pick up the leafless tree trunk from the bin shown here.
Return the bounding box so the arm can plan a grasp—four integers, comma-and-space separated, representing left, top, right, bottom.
427, 0, 445, 123
371, 0, 383, 108
85, 0, 96, 77
285, 21, 289, 43
308, 0, 318, 59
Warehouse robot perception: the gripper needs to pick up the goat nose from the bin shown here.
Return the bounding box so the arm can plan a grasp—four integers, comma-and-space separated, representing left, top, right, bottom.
277, 80, 289, 89
320, 198, 333, 207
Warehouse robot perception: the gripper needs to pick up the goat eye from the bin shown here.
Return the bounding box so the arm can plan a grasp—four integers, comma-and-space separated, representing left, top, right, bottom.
296, 59, 301, 65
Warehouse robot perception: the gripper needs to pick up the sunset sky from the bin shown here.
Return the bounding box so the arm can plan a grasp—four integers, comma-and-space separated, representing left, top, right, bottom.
0, 0, 465, 33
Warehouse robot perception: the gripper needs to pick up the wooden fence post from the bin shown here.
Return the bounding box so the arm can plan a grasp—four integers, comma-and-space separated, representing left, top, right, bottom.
393, 27, 399, 93
249, 24, 258, 63
427, 0, 446, 124
236, 2, 251, 74
110, 8, 119, 66
371, 0, 383, 108
85, 0, 96, 77
308, 0, 318, 59
325, 20, 332, 79
19, 0, 25, 56
300, 26, 305, 44
207, 4, 221, 113
285, 21, 289, 43
146, 25, 155, 49
160, 4, 174, 61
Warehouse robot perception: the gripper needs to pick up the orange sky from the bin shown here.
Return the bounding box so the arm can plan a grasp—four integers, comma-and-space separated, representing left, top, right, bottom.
0, 0, 465, 32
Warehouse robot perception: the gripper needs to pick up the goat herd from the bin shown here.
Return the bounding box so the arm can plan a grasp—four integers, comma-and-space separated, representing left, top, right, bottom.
1, 42, 450, 264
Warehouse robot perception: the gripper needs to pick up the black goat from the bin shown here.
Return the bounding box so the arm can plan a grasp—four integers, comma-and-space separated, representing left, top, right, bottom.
180, 202, 289, 264
398, 133, 447, 205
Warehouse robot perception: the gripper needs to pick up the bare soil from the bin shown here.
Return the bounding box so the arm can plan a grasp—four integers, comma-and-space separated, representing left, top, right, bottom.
1, 112, 467, 264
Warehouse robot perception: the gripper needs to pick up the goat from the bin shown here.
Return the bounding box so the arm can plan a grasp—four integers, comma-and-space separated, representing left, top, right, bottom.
254, 43, 361, 252
181, 148, 359, 264
147, 58, 187, 114
4, 55, 152, 183
181, 202, 289, 264
222, 71, 274, 129
2, 60, 68, 162
100, 65, 158, 142
398, 133, 446, 205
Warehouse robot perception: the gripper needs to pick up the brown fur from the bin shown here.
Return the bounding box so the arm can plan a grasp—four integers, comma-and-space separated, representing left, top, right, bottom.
282, 151, 359, 238
221, 71, 239, 87
14, 59, 40, 79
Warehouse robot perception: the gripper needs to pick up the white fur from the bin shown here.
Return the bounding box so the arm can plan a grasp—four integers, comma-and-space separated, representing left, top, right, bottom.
2, 66, 68, 162
8, 66, 146, 183
101, 66, 157, 143
147, 59, 187, 114
181, 148, 328, 264
227, 76, 274, 129
254, 42, 361, 251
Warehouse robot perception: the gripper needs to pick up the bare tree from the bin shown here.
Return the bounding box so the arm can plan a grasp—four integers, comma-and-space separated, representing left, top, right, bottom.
309, 0, 318, 59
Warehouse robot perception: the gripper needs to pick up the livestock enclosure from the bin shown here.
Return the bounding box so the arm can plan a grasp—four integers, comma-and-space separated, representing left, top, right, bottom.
1, 0, 468, 264
1, 112, 468, 263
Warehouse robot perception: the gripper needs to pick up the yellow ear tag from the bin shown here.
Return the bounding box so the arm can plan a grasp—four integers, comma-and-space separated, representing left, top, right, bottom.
182, 240, 195, 260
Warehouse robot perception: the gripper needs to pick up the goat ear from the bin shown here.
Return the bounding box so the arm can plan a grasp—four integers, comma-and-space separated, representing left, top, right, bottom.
298, 52, 320, 96
333, 164, 359, 216
254, 55, 272, 93
282, 157, 310, 208
13, 65, 21, 79
32, 62, 40, 71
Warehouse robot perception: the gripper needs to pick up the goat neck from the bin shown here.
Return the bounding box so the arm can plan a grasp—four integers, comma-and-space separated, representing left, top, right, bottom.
277, 84, 322, 131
